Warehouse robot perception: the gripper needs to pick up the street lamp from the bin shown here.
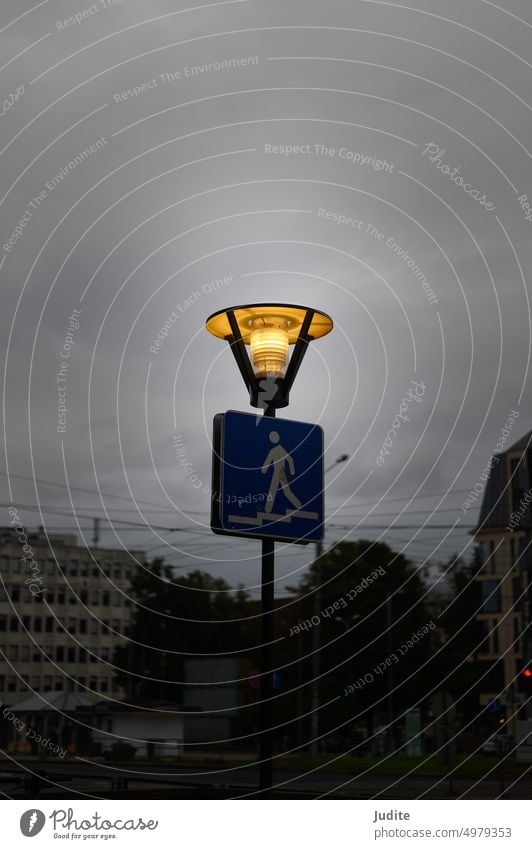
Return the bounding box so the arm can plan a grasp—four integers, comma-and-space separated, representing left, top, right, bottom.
205, 303, 333, 794
205, 303, 333, 411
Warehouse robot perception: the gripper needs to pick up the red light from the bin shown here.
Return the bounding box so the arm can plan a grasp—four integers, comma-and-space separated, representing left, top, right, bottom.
523, 668, 532, 678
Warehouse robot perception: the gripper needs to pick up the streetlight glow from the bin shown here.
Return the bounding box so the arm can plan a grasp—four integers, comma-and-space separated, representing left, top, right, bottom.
249, 322, 289, 378
205, 303, 333, 409
205, 303, 333, 344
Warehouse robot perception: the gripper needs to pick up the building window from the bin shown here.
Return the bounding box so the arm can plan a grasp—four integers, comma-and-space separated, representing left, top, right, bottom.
102, 592, 110, 606
33, 617, 42, 632
20, 646, 29, 662
510, 457, 529, 525
513, 617, 522, 654
10, 617, 19, 631
512, 576, 523, 610
0, 616, 6, 631
480, 540, 497, 573
56, 647, 64, 662
45, 617, 54, 633
7, 677, 16, 692
43, 676, 53, 691
90, 620, 99, 635
67, 648, 76, 663
481, 539, 494, 560
91, 590, 99, 605
79, 619, 87, 634
481, 580, 501, 613
491, 620, 499, 654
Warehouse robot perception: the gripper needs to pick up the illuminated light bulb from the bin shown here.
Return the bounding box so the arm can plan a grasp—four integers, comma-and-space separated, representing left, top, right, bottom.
250, 325, 289, 378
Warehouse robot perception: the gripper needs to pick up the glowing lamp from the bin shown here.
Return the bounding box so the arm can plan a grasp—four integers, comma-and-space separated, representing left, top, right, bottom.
205, 303, 333, 409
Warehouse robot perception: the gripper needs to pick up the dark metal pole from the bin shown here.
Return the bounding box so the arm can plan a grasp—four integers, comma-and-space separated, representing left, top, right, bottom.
310, 538, 323, 754
259, 405, 276, 794
387, 594, 394, 751
259, 536, 275, 793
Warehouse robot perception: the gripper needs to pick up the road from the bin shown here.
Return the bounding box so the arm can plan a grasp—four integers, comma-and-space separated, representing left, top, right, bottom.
1, 757, 530, 799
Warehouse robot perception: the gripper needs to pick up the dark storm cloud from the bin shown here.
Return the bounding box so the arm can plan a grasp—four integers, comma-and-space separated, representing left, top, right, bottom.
2, 0, 531, 587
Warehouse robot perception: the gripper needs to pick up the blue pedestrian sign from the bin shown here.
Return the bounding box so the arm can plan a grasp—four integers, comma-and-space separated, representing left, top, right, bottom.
211, 410, 324, 543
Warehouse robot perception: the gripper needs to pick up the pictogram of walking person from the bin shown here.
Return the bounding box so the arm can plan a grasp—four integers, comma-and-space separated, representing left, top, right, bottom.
261, 431, 302, 514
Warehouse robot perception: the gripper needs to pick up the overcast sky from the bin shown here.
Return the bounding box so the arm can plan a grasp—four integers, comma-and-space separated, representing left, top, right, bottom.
1, 0, 532, 594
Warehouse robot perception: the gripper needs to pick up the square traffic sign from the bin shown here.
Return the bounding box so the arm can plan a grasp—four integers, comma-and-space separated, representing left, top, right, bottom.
211, 410, 324, 543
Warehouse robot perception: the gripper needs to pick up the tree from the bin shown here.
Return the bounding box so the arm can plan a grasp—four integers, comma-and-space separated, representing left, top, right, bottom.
285, 540, 437, 744
436, 546, 484, 725
113, 559, 257, 702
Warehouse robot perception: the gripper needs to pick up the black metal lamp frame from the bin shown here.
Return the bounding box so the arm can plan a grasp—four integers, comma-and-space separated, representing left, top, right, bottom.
224, 307, 316, 411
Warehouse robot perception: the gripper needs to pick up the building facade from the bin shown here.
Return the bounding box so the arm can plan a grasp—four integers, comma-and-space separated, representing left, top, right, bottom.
0, 526, 141, 703
474, 433, 532, 719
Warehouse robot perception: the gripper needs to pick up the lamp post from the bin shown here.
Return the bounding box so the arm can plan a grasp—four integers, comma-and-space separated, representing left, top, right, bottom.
205, 303, 333, 794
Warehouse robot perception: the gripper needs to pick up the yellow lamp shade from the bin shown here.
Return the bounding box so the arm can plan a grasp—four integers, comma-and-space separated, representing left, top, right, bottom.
205, 303, 334, 404
205, 303, 333, 345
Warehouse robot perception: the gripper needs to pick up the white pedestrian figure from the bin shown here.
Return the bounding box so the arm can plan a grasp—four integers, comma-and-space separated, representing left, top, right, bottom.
261, 431, 302, 514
